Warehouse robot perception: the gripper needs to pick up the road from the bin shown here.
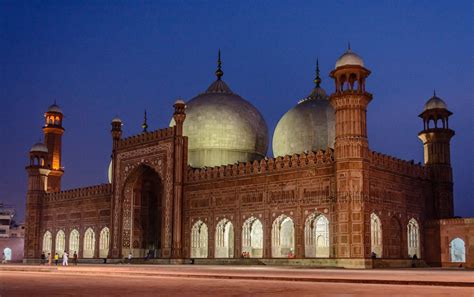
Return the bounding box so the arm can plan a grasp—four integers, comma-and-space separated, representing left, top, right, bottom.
0, 265, 472, 297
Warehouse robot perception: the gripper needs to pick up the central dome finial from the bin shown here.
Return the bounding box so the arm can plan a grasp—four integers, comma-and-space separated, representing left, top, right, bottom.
142, 109, 148, 132
314, 58, 322, 87
215, 49, 223, 80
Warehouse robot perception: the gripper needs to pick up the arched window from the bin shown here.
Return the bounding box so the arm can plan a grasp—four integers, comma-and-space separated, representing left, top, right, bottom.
272, 215, 294, 258
83, 228, 95, 258
69, 229, 80, 255
99, 227, 110, 258
55, 230, 65, 257
241, 217, 263, 258
370, 213, 382, 258
42, 231, 52, 254
407, 218, 420, 258
304, 214, 330, 258
214, 219, 234, 258
190, 220, 208, 258
450, 238, 466, 263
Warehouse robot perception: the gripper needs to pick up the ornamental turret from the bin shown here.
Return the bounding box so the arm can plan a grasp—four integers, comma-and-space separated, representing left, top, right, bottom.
418, 91, 455, 218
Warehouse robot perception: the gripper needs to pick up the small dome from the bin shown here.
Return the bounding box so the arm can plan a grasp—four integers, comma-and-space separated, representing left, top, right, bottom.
30, 142, 48, 153
174, 99, 185, 105
424, 93, 448, 111
111, 116, 122, 123
47, 103, 62, 114
335, 48, 364, 69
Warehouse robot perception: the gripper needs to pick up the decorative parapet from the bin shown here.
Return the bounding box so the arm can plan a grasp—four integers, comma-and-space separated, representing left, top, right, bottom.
368, 150, 428, 178
187, 149, 334, 183
118, 127, 175, 149
425, 218, 474, 226
44, 183, 112, 202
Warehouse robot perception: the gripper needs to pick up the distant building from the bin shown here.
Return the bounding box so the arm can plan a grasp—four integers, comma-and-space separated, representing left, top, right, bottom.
23, 49, 472, 268
0, 203, 24, 262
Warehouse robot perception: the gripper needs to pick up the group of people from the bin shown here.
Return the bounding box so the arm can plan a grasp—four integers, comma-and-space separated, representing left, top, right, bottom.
40, 251, 78, 266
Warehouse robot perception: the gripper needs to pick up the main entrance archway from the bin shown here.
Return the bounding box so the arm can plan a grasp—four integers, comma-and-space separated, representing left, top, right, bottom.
122, 165, 163, 258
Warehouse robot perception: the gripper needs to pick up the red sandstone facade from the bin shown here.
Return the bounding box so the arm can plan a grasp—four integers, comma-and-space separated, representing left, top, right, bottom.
23, 57, 472, 268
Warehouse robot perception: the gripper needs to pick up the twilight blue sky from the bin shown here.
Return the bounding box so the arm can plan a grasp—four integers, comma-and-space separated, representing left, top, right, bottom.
1, 1, 473, 220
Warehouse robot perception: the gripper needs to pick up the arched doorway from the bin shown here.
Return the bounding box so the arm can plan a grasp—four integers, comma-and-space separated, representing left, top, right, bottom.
407, 218, 420, 258
304, 213, 330, 258
450, 238, 466, 263
271, 215, 294, 258
55, 230, 65, 257
42, 231, 52, 255
241, 217, 263, 258
123, 165, 163, 258
99, 227, 110, 258
370, 213, 382, 258
190, 220, 208, 258
215, 219, 234, 258
3, 248, 12, 261
83, 228, 95, 258
69, 229, 80, 255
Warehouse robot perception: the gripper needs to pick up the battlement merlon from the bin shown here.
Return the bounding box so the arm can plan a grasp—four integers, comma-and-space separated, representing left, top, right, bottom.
44, 183, 112, 202
186, 149, 334, 183
368, 150, 429, 179
117, 126, 177, 150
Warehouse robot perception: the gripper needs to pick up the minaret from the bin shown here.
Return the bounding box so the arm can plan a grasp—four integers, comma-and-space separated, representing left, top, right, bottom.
43, 103, 64, 192
172, 99, 187, 258
418, 91, 455, 218
24, 142, 50, 259
329, 46, 372, 258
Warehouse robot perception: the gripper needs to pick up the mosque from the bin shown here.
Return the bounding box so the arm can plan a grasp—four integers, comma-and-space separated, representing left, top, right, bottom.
23, 47, 472, 268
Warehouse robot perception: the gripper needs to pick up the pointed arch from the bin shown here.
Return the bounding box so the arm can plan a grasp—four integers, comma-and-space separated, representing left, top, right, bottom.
99, 227, 110, 258
407, 218, 420, 258
42, 231, 52, 254
55, 230, 65, 257
214, 218, 234, 258
69, 229, 80, 255
83, 228, 96, 258
370, 213, 382, 258
271, 214, 295, 258
241, 216, 263, 258
190, 220, 208, 258
304, 213, 330, 258
450, 238, 466, 263
388, 216, 402, 258
121, 164, 163, 258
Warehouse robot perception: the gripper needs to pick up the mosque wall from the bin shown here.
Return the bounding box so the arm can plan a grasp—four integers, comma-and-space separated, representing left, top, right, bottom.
367, 157, 432, 259
424, 218, 474, 268
183, 149, 336, 258
39, 183, 112, 258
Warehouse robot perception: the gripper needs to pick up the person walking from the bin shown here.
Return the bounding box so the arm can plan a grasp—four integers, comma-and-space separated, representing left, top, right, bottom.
40, 252, 46, 265
54, 253, 59, 265
1, 252, 5, 264
62, 251, 68, 266
128, 252, 132, 264
47, 253, 52, 266
73, 252, 78, 265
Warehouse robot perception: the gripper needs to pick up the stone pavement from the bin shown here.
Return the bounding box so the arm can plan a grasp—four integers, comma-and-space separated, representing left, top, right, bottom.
0, 264, 473, 296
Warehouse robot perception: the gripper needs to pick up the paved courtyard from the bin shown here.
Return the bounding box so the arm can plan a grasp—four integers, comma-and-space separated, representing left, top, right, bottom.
0, 265, 472, 296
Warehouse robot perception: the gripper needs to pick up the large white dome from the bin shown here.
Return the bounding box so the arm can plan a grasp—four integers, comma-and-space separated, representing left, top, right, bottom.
273, 83, 335, 157
171, 78, 268, 168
